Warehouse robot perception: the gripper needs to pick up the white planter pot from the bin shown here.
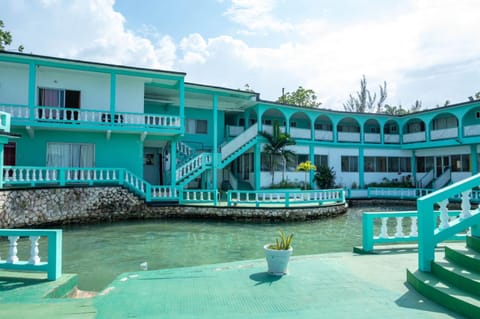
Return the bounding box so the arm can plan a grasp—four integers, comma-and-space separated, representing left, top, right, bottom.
263, 244, 293, 276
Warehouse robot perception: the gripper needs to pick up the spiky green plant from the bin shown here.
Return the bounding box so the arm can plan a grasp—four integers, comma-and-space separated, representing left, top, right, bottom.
268, 230, 293, 250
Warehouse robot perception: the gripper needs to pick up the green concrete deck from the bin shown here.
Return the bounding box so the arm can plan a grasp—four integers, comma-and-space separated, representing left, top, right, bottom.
0, 248, 466, 319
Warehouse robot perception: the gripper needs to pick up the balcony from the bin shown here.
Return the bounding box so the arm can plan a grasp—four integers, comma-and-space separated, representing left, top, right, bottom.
384, 134, 400, 144
0, 104, 181, 132
464, 124, 480, 137
338, 132, 360, 142
403, 131, 425, 143
314, 130, 333, 141
364, 133, 380, 143
290, 127, 311, 139
430, 127, 458, 140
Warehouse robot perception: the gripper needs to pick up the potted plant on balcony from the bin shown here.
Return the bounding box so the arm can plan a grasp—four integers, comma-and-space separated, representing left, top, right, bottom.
264, 230, 294, 276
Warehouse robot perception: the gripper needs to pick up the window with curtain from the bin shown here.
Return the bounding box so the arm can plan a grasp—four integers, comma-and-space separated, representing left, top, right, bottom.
47, 143, 94, 167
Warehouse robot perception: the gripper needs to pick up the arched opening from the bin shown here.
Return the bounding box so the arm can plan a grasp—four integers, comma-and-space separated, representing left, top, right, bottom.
337, 117, 360, 142
383, 120, 400, 144
430, 112, 458, 140
403, 118, 426, 143
289, 111, 311, 139
462, 106, 480, 137
313, 115, 333, 141
364, 119, 381, 143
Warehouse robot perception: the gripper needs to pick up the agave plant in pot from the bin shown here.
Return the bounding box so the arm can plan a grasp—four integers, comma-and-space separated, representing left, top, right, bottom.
264, 230, 293, 276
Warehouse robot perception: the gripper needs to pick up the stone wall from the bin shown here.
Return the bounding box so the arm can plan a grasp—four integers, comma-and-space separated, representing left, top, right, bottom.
0, 187, 348, 228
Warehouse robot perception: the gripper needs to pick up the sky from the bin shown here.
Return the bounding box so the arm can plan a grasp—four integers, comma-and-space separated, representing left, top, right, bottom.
1, 0, 480, 110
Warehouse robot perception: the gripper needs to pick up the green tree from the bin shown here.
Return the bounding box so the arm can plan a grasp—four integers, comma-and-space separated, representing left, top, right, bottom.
296, 160, 317, 190
475, 92, 480, 100
0, 19, 23, 52
259, 121, 296, 186
343, 75, 387, 113
277, 86, 321, 108
382, 100, 422, 115
0, 20, 13, 50
314, 165, 336, 189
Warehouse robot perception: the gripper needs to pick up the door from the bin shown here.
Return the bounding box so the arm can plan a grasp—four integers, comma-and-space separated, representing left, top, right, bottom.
435, 156, 450, 177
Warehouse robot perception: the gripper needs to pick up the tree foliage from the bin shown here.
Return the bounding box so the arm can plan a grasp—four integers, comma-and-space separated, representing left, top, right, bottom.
382, 100, 422, 115
314, 165, 336, 189
277, 86, 321, 108
0, 20, 12, 50
0, 19, 23, 52
259, 121, 296, 186
343, 75, 387, 113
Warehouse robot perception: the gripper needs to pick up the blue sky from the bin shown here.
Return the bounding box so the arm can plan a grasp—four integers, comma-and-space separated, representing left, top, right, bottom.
2, 0, 480, 110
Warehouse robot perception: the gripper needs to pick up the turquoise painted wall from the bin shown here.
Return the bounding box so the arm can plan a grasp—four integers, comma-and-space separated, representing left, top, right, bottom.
182, 107, 225, 150
11, 129, 143, 176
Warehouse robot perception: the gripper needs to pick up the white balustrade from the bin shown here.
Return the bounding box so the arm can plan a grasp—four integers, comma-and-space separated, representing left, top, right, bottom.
0, 105, 30, 119
402, 131, 426, 143
430, 127, 458, 140
314, 130, 333, 141
29, 236, 41, 265
461, 190, 472, 219
464, 124, 480, 137
364, 133, 380, 143
384, 134, 400, 143
221, 123, 258, 161
7, 236, 19, 263
438, 199, 450, 230
338, 132, 360, 142
290, 127, 311, 139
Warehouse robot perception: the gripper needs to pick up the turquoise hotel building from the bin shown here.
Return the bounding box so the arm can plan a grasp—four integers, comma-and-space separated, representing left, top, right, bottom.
0, 50, 479, 202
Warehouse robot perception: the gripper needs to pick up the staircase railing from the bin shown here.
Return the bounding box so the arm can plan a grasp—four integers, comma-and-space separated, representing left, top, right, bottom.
221, 123, 258, 161
175, 153, 213, 183
418, 173, 480, 272
417, 169, 434, 188
433, 168, 451, 189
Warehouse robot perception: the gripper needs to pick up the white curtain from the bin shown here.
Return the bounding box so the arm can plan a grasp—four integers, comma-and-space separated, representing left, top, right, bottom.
47, 143, 94, 167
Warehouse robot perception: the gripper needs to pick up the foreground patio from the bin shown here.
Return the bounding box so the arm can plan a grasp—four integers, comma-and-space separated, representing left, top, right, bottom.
0, 245, 465, 319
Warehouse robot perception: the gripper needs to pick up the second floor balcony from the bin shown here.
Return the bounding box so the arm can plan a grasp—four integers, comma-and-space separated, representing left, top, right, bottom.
0, 104, 181, 133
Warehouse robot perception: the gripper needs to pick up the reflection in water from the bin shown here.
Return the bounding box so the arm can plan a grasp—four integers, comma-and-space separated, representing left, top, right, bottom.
57, 205, 409, 291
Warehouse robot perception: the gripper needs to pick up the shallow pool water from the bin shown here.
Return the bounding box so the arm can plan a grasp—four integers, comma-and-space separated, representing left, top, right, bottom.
54, 204, 412, 291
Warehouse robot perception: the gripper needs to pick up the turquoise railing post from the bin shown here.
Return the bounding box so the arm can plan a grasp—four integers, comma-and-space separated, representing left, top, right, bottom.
417, 198, 436, 272
145, 184, 152, 202
47, 230, 62, 280
285, 191, 290, 207
118, 168, 125, 186
59, 168, 66, 186
362, 213, 374, 252
227, 191, 232, 207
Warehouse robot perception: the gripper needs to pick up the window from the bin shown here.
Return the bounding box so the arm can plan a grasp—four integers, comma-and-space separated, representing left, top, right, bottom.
341, 156, 358, 172
314, 155, 328, 168
290, 121, 297, 128
186, 119, 208, 134
451, 154, 470, 172
47, 143, 94, 167
365, 156, 387, 172
38, 88, 81, 120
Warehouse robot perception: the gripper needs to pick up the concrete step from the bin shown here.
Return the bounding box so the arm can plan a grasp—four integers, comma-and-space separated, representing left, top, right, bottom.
445, 245, 480, 273
407, 268, 480, 319
432, 257, 480, 298
467, 235, 480, 253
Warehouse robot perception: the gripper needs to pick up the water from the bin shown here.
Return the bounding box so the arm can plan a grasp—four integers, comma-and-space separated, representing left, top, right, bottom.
6, 205, 408, 291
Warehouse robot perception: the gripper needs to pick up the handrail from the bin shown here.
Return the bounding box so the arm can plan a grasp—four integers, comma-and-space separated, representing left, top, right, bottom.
221, 123, 258, 160
175, 153, 213, 182
432, 167, 451, 189
0, 229, 62, 280
227, 188, 345, 207
367, 187, 432, 199
417, 169, 434, 188
417, 173, 480, 271
361, 210, 465, 253
179, 189, 219, 204
2, 166, 178, 202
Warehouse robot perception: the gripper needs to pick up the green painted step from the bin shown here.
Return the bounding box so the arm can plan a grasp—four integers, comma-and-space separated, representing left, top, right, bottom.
445, 246, 480, 273
407, 268, 480, 319
467, 236, 480, 252
432, 259, 480, 298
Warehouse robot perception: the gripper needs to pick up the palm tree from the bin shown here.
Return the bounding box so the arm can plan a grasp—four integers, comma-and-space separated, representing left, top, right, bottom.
259, 121, 296, 186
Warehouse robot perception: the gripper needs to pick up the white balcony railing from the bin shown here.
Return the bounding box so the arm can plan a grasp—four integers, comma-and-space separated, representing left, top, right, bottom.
402, 131, 425, 143
338, 131, 360, 142
227, 125, 244, 137
430, 127, 458, 140
314, 130, 333, 141
290, 127, 311, 139
464, 124, 480, 137
384, 134, 400, 144
364, 133, 380, 143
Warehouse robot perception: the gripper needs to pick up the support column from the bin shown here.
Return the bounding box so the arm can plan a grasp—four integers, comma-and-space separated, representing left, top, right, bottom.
178, 80, 185, 134
212, 95, 218, 205
170, 141, 177, 187
28, 63, 37, 120
255, 142, 261, 190
411, 150, 417, 186
309, 144, 315, 189
110, 73, 116, 120
359, 147, 364, 188
471, 144, 478, 175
